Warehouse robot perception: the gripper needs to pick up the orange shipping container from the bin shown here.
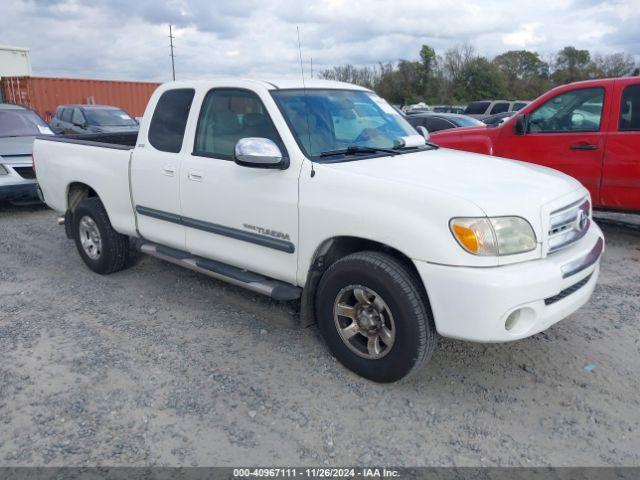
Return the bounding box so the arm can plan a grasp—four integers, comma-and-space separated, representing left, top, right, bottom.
0, 76, 161, 121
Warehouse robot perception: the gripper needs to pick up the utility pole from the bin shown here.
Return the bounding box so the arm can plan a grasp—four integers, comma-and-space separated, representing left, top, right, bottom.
169, 24, 176, 81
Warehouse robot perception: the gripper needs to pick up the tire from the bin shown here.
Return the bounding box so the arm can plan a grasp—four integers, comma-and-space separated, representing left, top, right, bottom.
315, 251, 436, 383
72, 197, 129, 274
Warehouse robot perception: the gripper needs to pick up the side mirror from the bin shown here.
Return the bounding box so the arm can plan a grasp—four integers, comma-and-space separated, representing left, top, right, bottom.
513, 115, 527, 136
234, 137, 288, 169
416, 125, 430, 141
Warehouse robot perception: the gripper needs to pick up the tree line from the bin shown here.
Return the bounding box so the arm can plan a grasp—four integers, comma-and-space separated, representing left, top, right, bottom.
319, 45, 639, 105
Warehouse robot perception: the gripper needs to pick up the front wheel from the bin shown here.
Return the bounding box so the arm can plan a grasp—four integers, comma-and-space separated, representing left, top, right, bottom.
73, 197, 129, 274
315, 251, 437, 382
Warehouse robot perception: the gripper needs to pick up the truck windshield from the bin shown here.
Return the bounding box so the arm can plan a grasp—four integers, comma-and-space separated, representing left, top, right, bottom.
271, 89, 420, 160
0, 109, 52, 138
84, 108, 137, 127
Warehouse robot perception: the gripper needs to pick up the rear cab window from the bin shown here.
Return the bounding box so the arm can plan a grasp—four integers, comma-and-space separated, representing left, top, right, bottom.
619, 84, 640, 131
148, 89, 195, 153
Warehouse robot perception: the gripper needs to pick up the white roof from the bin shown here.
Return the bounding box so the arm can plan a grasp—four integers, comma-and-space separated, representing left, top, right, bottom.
163, 77, 371, 92
261, 77, 370, 91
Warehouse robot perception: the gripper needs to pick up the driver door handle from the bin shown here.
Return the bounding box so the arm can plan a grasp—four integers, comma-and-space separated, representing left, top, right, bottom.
161, 166, 176, 176
188, 171, 203, 182
570, 144, 598, 151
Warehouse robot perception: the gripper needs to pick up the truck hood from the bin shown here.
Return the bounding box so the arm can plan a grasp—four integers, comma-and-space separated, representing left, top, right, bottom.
323, 147, 583, 217
430, 125, 491, 141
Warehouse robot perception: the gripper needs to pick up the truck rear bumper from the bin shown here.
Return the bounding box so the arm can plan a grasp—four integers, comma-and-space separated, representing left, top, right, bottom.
415, 223, 604, 342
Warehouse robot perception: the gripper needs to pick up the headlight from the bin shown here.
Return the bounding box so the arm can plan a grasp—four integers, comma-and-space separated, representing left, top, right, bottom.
0, 164, 8, 175
450, 216, 537, 256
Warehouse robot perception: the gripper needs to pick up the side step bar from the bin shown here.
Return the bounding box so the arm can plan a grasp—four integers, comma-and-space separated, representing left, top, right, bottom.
139, 243, 302, 302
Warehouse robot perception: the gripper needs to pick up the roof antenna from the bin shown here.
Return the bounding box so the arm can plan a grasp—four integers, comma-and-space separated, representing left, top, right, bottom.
297, 26, 315, 178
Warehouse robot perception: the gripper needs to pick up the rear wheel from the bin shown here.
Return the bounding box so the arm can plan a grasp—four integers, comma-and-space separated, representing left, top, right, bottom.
73, 197, 129, 274
316, 251, 437, 382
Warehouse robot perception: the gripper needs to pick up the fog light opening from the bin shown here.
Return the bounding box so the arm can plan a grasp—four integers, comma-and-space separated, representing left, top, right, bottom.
505, 310, 520, 331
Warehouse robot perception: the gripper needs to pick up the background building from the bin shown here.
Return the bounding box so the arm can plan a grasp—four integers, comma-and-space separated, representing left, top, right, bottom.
0, 45, 32, 77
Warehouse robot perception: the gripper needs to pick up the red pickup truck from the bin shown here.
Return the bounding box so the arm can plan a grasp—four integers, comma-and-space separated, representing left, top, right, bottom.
430, 77, 640, 212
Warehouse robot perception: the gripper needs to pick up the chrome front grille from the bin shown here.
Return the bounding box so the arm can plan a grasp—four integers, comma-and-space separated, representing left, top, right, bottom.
548, 198, 591, 254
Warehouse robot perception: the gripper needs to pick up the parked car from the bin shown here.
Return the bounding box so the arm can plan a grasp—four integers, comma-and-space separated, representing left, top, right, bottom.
482, 111, 517, 126
403, 102, 431, 115
34, 79, 603, 382
432, 105, 467, 114
0, 103, 54, 203
430, 77, 640, 212
464, 100, 530, 119
406, 112, 485, 133
50, 104, 139, 135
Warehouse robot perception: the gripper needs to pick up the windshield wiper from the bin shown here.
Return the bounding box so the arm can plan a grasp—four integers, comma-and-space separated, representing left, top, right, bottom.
393, 142, 440, 150
319, 145, 399, 157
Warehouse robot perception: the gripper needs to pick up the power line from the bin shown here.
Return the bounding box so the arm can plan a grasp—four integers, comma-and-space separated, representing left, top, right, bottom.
169, 24, 176, 81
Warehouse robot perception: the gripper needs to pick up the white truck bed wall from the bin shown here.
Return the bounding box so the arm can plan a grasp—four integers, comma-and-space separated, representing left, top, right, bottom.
33, 138, 138, 237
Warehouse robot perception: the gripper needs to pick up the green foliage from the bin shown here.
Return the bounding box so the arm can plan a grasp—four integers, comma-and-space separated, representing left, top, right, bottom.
553, 46, 591, 83
319, 44, 638, 105
454, 57, 506, 102
493, 50, 549, 99
591, 53, 637, 78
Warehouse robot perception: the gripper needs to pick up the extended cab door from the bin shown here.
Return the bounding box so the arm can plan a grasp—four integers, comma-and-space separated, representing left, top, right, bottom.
600, 80, 640, 211
494, 84, 611, 203
130, 88, 195, 250
179, 87, 299, 284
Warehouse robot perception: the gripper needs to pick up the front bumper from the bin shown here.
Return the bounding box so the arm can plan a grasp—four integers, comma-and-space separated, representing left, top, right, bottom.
0, 164, 38, 202
415, 223, 604, 342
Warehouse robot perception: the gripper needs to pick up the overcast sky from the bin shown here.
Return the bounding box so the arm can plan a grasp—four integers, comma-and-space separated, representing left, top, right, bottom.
2, 0, 640, 82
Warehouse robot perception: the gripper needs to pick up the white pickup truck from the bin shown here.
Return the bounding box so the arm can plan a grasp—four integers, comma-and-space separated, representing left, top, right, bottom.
34, 79, 604, 382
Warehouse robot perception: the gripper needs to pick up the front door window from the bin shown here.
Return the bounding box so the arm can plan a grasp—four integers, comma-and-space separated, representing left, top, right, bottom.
528, 87, 604, 133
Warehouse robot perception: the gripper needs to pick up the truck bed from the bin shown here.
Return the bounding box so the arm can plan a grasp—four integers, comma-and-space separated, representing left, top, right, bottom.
37, 131, 138, 150
33, 132, 138, 237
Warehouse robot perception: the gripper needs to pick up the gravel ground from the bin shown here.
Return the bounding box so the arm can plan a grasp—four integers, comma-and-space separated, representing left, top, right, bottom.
0, 204, 638, 467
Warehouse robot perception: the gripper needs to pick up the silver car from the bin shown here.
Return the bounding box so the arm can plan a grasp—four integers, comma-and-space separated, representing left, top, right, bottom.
0, 104, 54, 204
463, 100, 530, 119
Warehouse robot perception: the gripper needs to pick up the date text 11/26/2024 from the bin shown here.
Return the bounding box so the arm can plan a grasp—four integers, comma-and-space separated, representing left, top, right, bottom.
233, 468, 400, 478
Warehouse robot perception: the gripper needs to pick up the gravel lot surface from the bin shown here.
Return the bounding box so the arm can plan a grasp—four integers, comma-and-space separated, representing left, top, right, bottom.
0, 204, 638, 467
